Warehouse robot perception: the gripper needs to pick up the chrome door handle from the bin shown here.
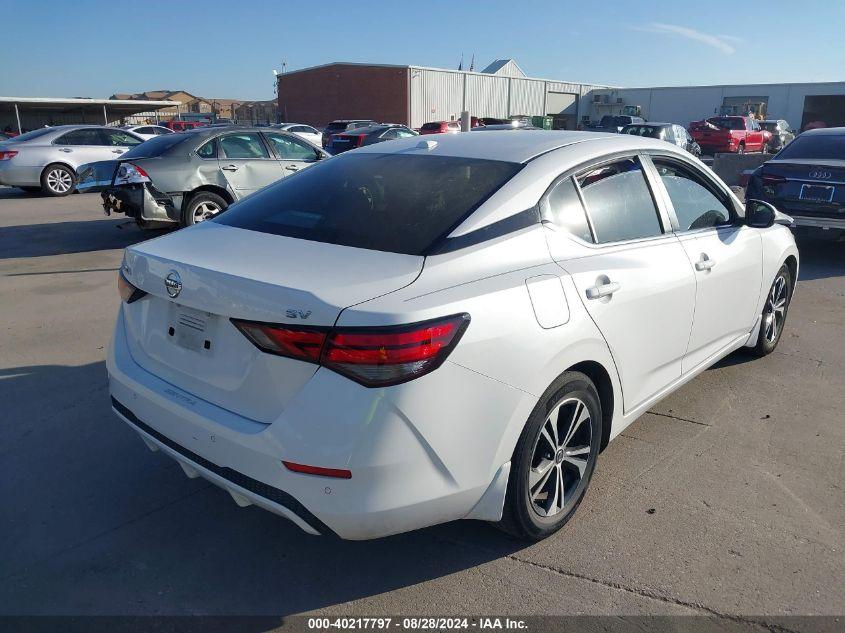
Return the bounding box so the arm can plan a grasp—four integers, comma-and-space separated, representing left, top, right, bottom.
586, 281, 620, 300
285, 165, 299, 171
695, 256, 716, 271
221, 164, 238, 172
59, 148, 72, 153
112, 149, 124, 154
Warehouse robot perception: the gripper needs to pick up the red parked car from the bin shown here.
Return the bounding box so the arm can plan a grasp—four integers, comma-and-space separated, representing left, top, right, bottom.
163, 120, 207, 132
419, 121, 462, 135
689, 116, 771, 154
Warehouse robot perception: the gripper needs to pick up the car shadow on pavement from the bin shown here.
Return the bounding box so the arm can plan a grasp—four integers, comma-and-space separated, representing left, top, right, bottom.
0, 218, 163, 259
793, 232, 845, 281
0, 360, 529, 616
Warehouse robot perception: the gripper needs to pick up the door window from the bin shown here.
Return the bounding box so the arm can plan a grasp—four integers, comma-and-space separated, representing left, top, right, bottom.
265, 133, 318, 160
55, 129, 103, 146
102, 130, 142, 146
220, 133, 270, 159
576, 158, 663, 243
134, 127, 154, 135
541, 176, 593, 242
394, 128, 417, 138
652, 159, 734, 231
292, 125, 317, 134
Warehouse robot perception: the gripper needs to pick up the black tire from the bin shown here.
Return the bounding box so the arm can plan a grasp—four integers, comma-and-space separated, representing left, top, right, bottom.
498, 371, 602, 541
40, 163, 76, 196
750, 264, 792, 357
761, 142, 770, 154
737, 143, 745, 155
181, 191, 227, 227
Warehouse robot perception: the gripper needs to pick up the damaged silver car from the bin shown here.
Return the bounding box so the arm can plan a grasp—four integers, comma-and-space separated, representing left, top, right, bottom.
77, 126, 328, 229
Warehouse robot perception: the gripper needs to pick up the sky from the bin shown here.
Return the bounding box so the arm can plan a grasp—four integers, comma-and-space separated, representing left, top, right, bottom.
2, 0, 844, 100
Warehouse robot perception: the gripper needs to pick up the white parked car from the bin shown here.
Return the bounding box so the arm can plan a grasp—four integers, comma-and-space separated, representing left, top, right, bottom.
122, 125, 174, 140
109, 131, 798, 540
274, 123, 322, 147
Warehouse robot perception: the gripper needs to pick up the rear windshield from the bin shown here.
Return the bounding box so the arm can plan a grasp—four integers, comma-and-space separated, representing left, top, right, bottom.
214, 153, 522, 255
421, 123, 442, 130
622, 125, 661, 138
760, 122, 778, 132
326, 122, 350, 131
708, 117, 745, 130
6, 128, 54, 142
775, 134, 845, 160
121, 133, 189, 158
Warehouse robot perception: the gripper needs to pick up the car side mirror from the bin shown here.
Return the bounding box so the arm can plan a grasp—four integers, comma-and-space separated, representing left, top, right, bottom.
746, 199, 794, 228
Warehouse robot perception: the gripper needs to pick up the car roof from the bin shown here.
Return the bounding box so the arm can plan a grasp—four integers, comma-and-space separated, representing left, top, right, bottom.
353, 130, 666, 163
800, 126, 844, 136
624, 122, 671, 127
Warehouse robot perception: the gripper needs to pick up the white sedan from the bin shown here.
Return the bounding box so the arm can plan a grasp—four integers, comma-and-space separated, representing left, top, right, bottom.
274, 123, 322, 147
109, 131, 798, 540
122, 125, 174, 140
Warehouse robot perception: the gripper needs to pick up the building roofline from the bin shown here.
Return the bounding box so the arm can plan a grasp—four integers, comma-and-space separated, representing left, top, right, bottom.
0, 96, 179, 106
604, 80, 845, 91
279, 61, 615, 89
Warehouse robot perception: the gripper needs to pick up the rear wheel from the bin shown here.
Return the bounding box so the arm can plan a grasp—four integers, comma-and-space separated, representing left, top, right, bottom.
737, 143, 745, 155
761, 142, 770, 154
182, 191, 227, 227
498, 371, 602, 540
750, 264, 792, 356
41, 164, 75, 196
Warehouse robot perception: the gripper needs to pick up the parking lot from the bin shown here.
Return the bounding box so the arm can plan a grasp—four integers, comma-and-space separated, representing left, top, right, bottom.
0, 187, 843, 623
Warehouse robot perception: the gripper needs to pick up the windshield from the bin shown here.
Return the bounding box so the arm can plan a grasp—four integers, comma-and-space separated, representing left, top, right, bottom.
214, 153, 522, 255
775, 134, 845, 160
708, 117, 745, 131
120, 133, 189, 158
5, 128, 55, 142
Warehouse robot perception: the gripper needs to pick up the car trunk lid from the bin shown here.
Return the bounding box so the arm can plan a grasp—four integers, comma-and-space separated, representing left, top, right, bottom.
120, 221, 424, 422
760, 159, 845, 217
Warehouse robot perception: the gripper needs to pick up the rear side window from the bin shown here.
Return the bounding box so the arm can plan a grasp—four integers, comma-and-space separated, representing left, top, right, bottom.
56, 129, 103, 146
215, 153, 521, 255
576, 158, 663, 243
196, 139, 217, 159
220, 133, 269, 159
542, 177, 593, 242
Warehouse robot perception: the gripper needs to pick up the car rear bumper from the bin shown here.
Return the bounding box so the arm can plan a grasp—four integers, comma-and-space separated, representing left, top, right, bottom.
107, 307, 529, 539
0, 162, 41, 187
102, 184, 179, 223
790, 215, 845, 230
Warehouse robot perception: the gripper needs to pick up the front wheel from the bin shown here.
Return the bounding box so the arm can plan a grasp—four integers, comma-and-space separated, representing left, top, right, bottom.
736, 143, 745, 155
750, 264, 792, 356
498, 371, 602, 540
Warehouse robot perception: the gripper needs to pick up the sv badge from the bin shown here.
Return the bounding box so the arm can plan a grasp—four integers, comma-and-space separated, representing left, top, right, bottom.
286, 309, 312, 320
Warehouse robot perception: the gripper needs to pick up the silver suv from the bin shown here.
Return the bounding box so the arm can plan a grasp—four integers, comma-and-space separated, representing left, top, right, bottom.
0, 125, 143, 196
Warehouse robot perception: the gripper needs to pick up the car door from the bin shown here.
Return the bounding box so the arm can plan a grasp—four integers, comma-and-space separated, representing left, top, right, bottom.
263, 131, 322, 176
53, 128, 113, 169
544, 156, 696, 412
99, 129, 143, 160
747, 119, 764, 151
217, 131, 284, 198
646, 155, 763, 372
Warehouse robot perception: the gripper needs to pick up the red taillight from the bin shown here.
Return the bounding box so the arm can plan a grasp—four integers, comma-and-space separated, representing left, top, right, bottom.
117, 270, 146, 303
282, 461, 352, 479
0, 150, 18, 160
354, 134, 366, 147
231, 313, 470, 387
231, 320, 326, 362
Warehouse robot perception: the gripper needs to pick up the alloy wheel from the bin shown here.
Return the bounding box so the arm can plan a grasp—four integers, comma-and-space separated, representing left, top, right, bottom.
193, 201, 220, 223
528, 397, 593, 517
46, 169, 73, 194
763, 274, 788, 343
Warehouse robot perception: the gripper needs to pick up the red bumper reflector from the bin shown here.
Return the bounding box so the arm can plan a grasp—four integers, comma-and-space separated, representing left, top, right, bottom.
282, 461, 352, 479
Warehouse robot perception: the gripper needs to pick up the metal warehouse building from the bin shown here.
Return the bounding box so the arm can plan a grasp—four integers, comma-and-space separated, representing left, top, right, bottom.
588, 81, 845, 130
277, 60, 611, 130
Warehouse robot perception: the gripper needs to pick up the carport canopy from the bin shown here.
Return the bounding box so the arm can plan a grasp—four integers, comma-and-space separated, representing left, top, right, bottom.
0, 97, 179, 133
